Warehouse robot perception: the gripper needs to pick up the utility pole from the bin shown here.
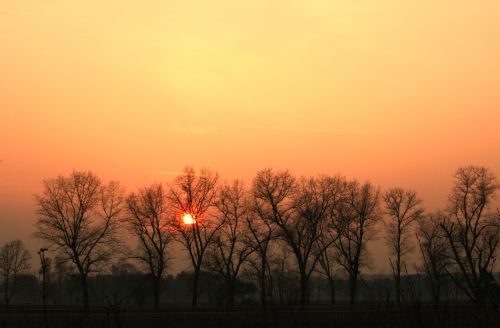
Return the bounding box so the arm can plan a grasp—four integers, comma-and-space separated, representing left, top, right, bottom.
38, 248, 49, 328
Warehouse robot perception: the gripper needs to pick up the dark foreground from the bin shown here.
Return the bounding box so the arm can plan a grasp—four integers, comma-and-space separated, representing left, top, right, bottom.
1, 307, 500, 328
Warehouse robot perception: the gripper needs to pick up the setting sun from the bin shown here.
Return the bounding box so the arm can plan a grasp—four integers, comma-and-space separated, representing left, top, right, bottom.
182, 213, 196, 225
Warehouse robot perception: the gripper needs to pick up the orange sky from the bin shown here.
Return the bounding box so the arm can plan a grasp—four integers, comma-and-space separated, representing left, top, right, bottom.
1, 0, 500, 273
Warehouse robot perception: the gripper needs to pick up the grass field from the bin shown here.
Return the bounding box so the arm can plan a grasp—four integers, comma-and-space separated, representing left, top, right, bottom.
1, 306, 500, 328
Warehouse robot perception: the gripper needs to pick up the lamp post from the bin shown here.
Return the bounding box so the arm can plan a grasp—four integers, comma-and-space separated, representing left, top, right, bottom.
38, 247, 48, 328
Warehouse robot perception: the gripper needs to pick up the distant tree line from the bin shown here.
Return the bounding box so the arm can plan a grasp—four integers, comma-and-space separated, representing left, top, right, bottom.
1, 165, 500, 310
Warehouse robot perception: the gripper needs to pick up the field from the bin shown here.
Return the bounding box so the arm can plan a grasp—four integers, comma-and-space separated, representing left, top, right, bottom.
2, 306, 500, 328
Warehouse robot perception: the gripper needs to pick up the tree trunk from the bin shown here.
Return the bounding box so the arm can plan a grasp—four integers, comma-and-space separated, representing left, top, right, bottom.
328, 277, 336, 307
434, 280, 441, 305
473, 285, 485, 309
349, 272, 358, 308
228, 280, 235, 307
3, 279, 9, 307
192, 266, 200, 308
396, 253, 401, 307
260, 258, 267, 310
260, 274, 267, 310
153, 277, 161, 309
81, 275, 90, 308
299, 271, 308, 307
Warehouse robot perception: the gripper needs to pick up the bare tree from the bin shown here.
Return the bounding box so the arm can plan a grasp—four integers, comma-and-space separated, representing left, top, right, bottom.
35, 171, 123, 308
416, 211, 450, 305
383, 188, 424, 306
315, 176, 348, 307
208, 180, 254, 306
125, 183, 172, 308
269, 246, 299, 307
168, 166, 223, 307
439, 165, 500, 306
253, 169, 336, 306
246, 200, 274, 310
0, 240, 31, 307
333, 180, 381, 307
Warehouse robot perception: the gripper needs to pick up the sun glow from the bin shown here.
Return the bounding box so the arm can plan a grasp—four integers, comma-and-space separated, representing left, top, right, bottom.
182, 213, 196, 225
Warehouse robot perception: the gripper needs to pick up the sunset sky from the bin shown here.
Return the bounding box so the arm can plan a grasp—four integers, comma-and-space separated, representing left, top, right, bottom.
1, 0, 499, 272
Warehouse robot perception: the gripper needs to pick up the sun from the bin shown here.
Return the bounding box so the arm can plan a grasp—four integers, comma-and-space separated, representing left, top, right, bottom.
182, 213, 196, 225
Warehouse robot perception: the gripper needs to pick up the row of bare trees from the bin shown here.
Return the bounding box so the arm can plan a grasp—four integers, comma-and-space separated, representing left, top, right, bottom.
10, 165, 497, 309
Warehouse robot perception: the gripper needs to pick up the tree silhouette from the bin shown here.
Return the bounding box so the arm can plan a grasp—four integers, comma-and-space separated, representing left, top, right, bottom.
332, 180, 381, 307
246, 195, 275, 310
416, 211, 450, 305
35, 171, 123, 308
125, 183, 172, 308
168, 167, 223, 307
383, 188, 424, 306
0, 240, 31, 307
440, 165, 500, 306
253, 169, 339, 307
208, 180, 254, 306
315, 175, 348, 307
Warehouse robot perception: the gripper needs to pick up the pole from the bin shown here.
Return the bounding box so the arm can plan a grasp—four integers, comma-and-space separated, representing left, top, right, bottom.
38, 248, 49, 328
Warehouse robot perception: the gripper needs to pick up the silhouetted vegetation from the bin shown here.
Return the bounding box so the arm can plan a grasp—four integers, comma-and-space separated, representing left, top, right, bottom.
0, 239, 31, 307
1, 165, 500, 327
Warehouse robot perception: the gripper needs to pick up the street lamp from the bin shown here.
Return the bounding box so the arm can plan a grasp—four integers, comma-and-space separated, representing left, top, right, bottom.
38, 248, 49, 328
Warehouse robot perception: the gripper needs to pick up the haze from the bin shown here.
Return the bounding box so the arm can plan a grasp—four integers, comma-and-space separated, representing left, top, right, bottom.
1, 0, 499, 272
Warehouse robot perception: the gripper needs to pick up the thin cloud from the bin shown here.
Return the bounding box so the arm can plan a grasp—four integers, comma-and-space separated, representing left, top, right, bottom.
171, 123, 219, 135
259, 126, 387, 134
